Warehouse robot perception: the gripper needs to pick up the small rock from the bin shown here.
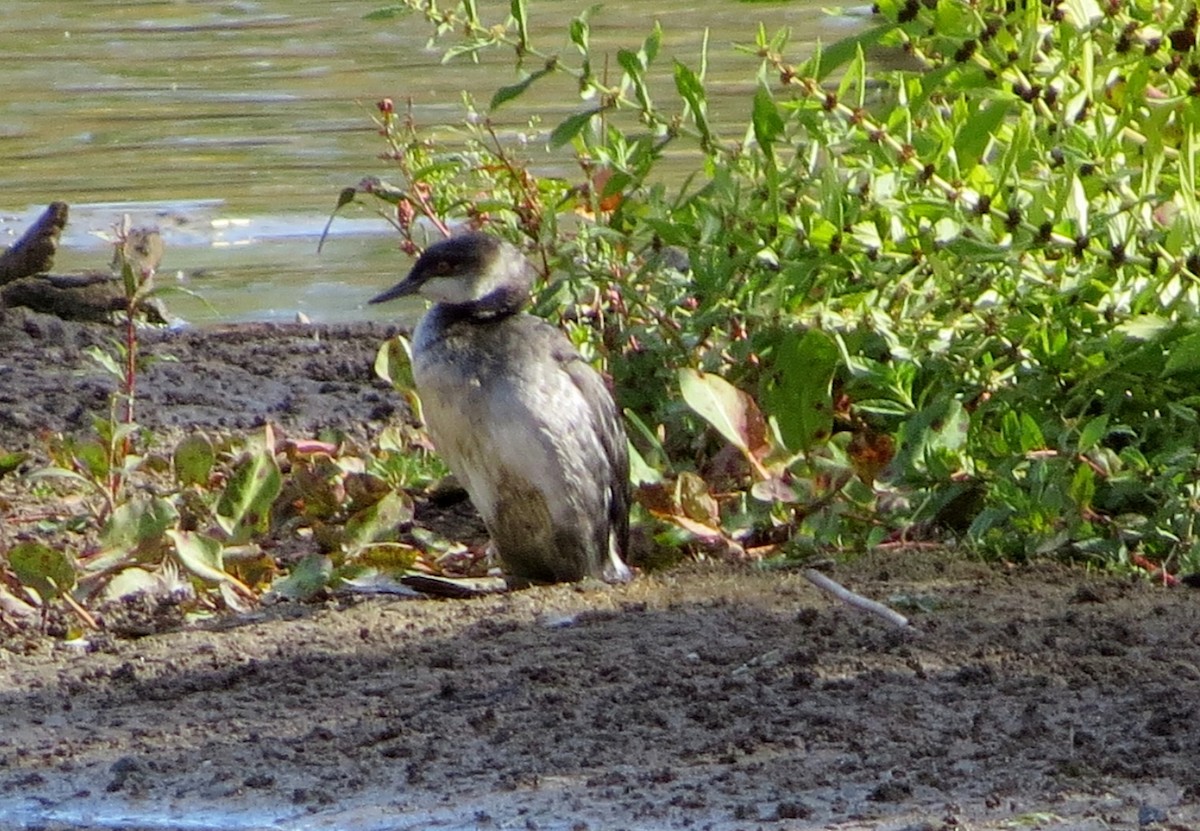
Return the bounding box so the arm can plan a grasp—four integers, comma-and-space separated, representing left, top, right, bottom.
867, 780, 913, 802
775, 800, 812, 819
106, 755, 144, 792
1138, 804, 1168, 826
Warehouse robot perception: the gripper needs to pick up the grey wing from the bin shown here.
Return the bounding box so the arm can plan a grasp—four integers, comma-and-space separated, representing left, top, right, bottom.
554, 341, 631, 561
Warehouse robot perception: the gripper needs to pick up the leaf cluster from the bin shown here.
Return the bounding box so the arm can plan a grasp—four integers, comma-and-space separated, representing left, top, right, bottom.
0, 237, 452, 632
347, 0, 1200, 579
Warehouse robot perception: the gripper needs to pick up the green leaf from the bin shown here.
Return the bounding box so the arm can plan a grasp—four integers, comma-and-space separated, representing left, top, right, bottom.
1116, 315, 1170, 341
215, 448, 282, 543
358, 542, 420, 571
343, 490, 415, 553
173, 432, 215, 488
85, 346, 123, 380
511, 0, 529, 51
8, 542, 76, 602
642, 20, 662, 64
118, 259, 137, 301
835, 42, 867, 104
100, 495, 179, 556
679, 369, 767, 461
569, 13, 590, 52
814, 24, 895, 81
1060, 0, 1102, 29
374, 335, 414, 388
1164, 332, 1200, 377
374, 335, 424, 424
1066, 173, 1088, 235
269, 554, 333, 601
752, 84, 785, 154
967, 505, 1014, 541
1000, 411, 1044, 454
760, 329, 838, 451
490, 66, 552, 110
1069, 462, 1095, 509
677, 470, 719, 525
955, 100, 1010, 170
1077, 415, 1109, 452
627, 440, 661, 486
102, 567, 165, 602
623, 409, 669, 473
0, 450, 29, 479
893, 399, 971, 478
167, 530, 232, 585
673, 60, 711, 146
363, 5, 412, 20
617, 48, 643, 78
549, 109, 599, 148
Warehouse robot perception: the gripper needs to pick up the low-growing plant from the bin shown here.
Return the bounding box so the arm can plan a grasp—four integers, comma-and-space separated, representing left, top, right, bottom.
0, 228, 441, 630
343, 0, 1200, 580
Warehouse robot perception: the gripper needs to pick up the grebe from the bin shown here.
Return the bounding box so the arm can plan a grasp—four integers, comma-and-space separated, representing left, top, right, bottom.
370, 233, 631, 588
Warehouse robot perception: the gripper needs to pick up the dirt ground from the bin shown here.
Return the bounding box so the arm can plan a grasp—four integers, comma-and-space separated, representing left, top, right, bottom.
0, 309, 402, 448
1, 311, 1199, 831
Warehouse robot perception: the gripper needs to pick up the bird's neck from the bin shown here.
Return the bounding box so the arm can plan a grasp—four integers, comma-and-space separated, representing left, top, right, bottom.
436, 282, 528, 322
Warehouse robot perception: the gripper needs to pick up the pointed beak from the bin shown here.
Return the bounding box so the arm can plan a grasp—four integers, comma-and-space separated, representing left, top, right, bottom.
369, 277, 420, 305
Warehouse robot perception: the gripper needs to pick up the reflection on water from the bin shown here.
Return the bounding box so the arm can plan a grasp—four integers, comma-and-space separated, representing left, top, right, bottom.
0, 0, 834, 323
0, 786, 640, 831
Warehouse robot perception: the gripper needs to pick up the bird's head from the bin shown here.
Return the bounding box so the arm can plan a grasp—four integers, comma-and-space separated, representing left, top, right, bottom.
370, 233, 533, 315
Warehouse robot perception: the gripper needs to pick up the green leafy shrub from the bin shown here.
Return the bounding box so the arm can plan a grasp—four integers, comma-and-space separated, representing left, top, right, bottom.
349, 0, 1200, 577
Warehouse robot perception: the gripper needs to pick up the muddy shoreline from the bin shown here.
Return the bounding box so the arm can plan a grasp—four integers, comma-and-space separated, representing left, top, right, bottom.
0, 314, 1198, 830
0, 311, 403, 449
3, 559, 1198, 831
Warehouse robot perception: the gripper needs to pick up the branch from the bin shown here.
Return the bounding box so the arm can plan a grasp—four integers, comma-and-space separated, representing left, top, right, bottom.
803, 568, 912, 630
0, 202, 68, 285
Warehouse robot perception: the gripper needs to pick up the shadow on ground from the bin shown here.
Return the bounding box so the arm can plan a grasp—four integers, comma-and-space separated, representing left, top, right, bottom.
2, 557, 1198, 830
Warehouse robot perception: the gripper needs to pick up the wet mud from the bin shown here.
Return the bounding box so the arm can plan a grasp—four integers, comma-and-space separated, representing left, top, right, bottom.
0, 314, 1198, 830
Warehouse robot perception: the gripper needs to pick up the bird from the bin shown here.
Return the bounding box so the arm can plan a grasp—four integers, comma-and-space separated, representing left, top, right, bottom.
370, 232, 632, 588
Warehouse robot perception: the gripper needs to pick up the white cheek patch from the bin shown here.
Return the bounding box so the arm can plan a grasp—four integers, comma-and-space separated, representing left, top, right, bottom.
420, 272, 503, 305
420, 276, 475, 305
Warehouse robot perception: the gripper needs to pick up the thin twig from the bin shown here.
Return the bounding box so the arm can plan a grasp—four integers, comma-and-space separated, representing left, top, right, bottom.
61, 591, 100, 630
803, 569, 912, 630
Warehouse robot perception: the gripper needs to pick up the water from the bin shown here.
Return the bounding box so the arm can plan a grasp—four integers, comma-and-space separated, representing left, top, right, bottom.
0, 766, 902, 831
0, 0, 843, 324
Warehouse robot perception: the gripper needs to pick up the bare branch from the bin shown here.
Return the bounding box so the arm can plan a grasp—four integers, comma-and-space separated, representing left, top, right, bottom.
804, 569, 912, 630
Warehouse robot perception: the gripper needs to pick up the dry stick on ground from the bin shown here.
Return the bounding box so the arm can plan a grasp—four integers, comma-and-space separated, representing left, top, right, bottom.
60, 592, 100, 631
803, 569, 912, 630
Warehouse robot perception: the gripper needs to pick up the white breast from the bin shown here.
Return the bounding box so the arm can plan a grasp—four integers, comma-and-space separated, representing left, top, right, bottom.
410, 311, 612, 530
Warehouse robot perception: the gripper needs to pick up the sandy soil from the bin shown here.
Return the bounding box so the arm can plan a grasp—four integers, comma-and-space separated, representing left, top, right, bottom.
1, 311, 1199, 831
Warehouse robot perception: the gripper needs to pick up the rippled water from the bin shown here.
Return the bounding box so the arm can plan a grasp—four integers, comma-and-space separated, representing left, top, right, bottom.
0, 0, 837, 323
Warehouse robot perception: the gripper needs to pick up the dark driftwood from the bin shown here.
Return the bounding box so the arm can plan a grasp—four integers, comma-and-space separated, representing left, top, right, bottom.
2, 274, 168, 324
1, 207, 169, 325
2, 273, 128, 323
0, 202, 68, 285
